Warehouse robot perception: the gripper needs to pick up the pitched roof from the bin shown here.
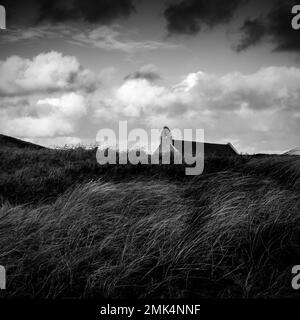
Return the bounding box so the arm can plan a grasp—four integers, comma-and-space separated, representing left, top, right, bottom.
172, 140, 238, 156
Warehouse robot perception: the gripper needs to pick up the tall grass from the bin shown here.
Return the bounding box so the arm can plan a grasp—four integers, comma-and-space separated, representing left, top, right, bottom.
0, 146, 299, 298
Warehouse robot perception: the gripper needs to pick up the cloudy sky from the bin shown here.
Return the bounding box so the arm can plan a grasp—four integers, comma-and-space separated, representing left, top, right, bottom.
0, 0, 300, 153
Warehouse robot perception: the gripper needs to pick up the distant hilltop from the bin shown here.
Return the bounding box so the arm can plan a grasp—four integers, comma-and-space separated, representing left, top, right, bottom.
284, 148, 300, 156
0, 134, 46, 150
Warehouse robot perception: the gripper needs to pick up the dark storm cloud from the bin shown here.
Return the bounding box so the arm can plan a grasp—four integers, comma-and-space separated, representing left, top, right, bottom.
124, 65, 162, 82
2, 0, 135, 26
124, 71, 161, 82
235, 18, 266, 52
163, 0, 244, 35
236, 0, 300, 53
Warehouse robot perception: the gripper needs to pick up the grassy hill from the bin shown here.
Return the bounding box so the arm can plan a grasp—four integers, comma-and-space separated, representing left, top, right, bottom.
0, 145, 299, 298
0, 134, 46, 150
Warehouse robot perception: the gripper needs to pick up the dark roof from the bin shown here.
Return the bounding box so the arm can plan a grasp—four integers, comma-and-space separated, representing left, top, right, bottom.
172, 140, 238, 156
0, 134, 46, 150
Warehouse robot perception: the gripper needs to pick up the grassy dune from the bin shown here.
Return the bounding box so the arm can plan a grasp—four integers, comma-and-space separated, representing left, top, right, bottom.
0, 146, 299, 298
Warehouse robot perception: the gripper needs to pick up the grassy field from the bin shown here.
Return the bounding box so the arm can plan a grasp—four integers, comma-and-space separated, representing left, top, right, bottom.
0, 146, 299, 298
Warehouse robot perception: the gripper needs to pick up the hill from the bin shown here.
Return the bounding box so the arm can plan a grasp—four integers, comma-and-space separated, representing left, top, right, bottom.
285, 147, 300, 156
0, 134, 46, 150
0, 146, 299, 298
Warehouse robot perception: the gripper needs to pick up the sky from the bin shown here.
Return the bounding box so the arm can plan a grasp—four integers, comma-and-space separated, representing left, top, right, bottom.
0, 0, 300, 153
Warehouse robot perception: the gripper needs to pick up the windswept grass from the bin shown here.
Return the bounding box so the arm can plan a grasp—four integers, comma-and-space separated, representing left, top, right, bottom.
0, 146, 299, 298
242, 155, 300, 191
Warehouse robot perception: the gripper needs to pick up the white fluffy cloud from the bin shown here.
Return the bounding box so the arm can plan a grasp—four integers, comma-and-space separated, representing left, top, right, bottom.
0, 51, 98, 97
1, 50, 299, 153
179, 67, 300, 112
37, 93, 87, 119
102, 66, 300, 153
113, 66, 300, 115
0, 51, 98, 141
1, 117, 74, 138
0, 93, 87, 138
114, 79, 176, 117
